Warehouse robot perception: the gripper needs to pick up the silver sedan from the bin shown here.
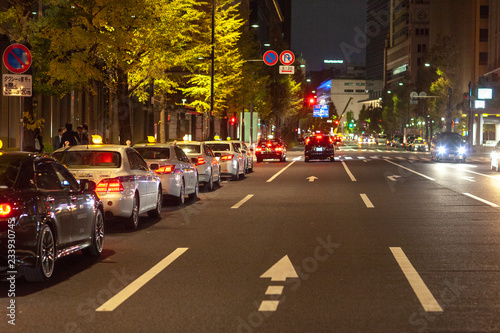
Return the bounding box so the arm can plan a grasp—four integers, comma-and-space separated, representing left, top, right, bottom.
176, 141, 221, 192
134, 143, 199, 205
205, 141, 245, 181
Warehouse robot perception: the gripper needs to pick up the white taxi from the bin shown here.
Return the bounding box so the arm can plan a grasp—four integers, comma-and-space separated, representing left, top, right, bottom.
176, 141, 221, 192
133, 143, 199, 205
52, 145, 162, 229
205, 141, 245, 181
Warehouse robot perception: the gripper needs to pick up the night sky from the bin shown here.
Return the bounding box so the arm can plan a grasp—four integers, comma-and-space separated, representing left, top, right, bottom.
291, 0, 367, 72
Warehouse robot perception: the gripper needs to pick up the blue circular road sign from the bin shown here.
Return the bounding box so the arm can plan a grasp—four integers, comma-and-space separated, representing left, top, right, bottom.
3, 44, 32, 74
263, 50, 278, 66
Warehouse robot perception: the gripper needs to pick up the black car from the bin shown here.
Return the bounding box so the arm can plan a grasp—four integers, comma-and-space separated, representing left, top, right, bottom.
304, 134, 335, 162
255, 138, 287, 162
0, 152, 104, 281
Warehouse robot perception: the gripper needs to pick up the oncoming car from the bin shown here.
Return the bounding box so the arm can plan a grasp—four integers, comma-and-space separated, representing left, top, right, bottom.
0, 152, 104, 281
134, 143, 199, 205
430, 132, 467, 163
52, 145, 162, 229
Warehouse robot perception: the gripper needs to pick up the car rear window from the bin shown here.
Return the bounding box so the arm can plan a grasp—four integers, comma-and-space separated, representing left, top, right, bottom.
258, 140, 281, 147
177, 144, 201, 154
53, 151, 121, 168
207, 143, 231, 151
307, 136, 331, 145
134, 148, 170, 160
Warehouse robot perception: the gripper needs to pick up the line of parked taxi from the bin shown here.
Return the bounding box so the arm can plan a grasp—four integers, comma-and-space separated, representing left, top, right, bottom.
0, 139, 255, 282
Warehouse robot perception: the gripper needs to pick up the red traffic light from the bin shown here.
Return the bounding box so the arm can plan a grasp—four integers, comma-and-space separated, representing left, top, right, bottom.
230, 116, 237, 125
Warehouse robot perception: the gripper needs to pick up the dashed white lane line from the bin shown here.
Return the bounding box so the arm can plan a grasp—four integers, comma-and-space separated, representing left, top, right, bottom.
360, 193, 374, 208
390, 247, 443, 312
231, 194, 255, 209
463, 193, 499, 207
384, 159, 435, 181
265, 286, 284, 295
342, 162, 357, 182
96, 248, 188, 312
258, 300, 280, 311
266, 161, 296, 182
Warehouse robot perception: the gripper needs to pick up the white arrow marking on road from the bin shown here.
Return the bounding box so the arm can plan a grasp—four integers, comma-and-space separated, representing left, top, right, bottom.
388, 175, 402, 182
461, 176, 475, 182
307, 176, 318, 182
260, 255, 298, 281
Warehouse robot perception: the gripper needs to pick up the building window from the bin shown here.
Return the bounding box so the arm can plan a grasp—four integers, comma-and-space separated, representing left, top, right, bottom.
355, 82, 365, 86
480, 29, 488, 42
344, 82, 354, 86
479, 52, 488, 66
417, 44, 427, 53
356, 90, 366, 93
344, 89, 354, 93
480, 5, 489, 19
415, 28, 420, 36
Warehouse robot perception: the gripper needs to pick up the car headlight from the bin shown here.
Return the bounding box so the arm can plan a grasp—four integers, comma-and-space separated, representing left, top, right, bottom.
458, 147, 466, 155
437, 146, 446, 154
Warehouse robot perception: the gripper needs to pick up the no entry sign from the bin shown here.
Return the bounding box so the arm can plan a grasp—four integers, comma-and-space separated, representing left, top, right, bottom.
3, 44, 32, 74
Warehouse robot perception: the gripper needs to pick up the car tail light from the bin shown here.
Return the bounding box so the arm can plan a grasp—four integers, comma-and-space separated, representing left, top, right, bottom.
96, 178, 124, 193
276, 147, 282, 152
0, 203, 12, 217
305, 138, 310, 145
220, 155, 234, 161
155, 165, 175, 174
316, 135, 322, 139
256, 147, 262, 152
329, 137, 333, 143
267, 143, 272, 147
195, 157, 206, 165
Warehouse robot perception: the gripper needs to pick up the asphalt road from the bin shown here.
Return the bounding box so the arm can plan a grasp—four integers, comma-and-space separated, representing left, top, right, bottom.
2, 144, 500, 332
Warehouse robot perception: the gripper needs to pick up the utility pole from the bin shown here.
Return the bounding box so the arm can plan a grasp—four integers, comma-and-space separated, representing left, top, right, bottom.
447, 88, 453, 132
209, 0, 215, 140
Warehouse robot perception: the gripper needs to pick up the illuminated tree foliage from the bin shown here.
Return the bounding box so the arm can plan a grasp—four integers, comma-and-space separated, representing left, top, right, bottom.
181, 0, 245, 116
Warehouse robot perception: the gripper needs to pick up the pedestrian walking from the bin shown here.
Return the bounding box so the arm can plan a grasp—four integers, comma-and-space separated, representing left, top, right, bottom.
34, 127, 45, 153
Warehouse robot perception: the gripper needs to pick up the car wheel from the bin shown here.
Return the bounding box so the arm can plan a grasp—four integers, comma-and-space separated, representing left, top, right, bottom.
232, 164, 240, 181
305, 157, 310, 163
329, 156, 335, 162
126, 193, 140, 229
248, 160, 253, 172
174, 180, 185, 206
83, 209, 104, 256
24, 224, 56, 281
257, 157, 262, 163
189, 180, 199, 201
205, 173, 214, 192
148, 188, 162, 218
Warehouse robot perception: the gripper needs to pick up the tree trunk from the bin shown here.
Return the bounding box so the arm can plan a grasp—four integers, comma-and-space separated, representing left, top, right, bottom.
116, 68, 132, 144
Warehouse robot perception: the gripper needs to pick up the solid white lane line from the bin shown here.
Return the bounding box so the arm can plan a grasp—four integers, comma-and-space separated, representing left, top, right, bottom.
384, 159, 435, 181
390, 247, 443, 312
258, 300, 280, 311
265, 286, 284, 295
266, 161, 296, 183
231, 194, 255, 209
463, 193, 499, 207
360, 193, 374, 208
96, 248, 188, 312
342, 162, 357, 182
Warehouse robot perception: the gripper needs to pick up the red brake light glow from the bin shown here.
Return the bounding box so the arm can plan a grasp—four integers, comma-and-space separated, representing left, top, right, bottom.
196, 157, 206, 165
256, 147, 262, 152
316, 135, 323, 139
220, 155, 234, 161
155, 165, 176, 174
0, 203, 12, 216
96, 178, 125, 193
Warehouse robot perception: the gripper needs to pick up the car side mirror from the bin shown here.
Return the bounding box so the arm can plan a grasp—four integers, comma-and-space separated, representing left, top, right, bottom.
80, 179, 96, 192
149, 163, 160, 171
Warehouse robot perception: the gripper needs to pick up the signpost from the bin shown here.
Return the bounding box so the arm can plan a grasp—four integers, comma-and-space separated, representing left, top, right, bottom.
279, 50, 295, 65
263, 50, 278, 66
279, 66, 294, 74
3, 44, 31, 74
3, 44, 32, 151
313, 105, 329, 118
